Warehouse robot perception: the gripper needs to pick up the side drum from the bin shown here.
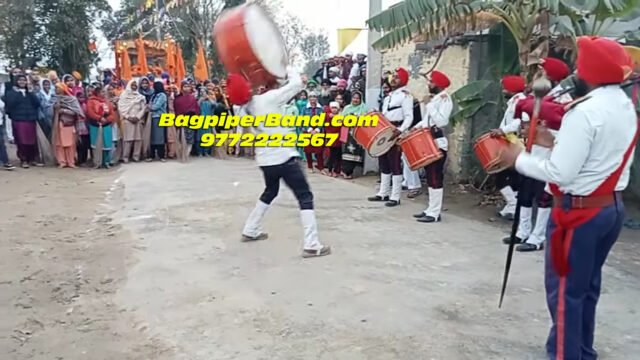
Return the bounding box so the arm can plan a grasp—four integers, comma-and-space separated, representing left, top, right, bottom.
213, 4, 288, 88
473, 132, 513, 174
398, 129, 442, 170
352, 111, 397, 157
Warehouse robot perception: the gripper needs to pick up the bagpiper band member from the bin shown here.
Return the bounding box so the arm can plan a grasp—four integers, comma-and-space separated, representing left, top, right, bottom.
499, 36, 637, 360
229, 67, 331, 258
411, 70, 452, 223
367, 67, 414, 207
504, 58, 570, 252
491, 75, 528, 220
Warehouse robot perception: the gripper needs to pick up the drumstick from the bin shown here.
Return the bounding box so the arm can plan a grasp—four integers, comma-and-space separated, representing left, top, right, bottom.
498, 77, 551, 308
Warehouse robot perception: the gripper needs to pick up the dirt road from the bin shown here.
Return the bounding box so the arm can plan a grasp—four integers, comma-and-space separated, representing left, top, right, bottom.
1, 158, 639, 360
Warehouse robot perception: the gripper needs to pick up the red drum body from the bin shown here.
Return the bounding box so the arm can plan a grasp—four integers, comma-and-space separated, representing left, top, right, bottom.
473, 133, 511, 174
352, 111, 397, 157
398, 129, 442, 170
213, 4, 288, 88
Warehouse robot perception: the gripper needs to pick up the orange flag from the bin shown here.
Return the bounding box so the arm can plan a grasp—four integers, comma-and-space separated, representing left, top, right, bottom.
135, 36, 149, 76
165, 40, 177, 80
194, 40, 209, 82
121, 50, 132, 81
176, 45, 186, 84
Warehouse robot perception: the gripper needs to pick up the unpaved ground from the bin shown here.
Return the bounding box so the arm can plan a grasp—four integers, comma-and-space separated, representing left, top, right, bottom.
1, 156, 639, 360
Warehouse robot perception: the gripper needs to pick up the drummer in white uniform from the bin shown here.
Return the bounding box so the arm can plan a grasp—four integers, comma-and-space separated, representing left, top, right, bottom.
367, 67, 414, 207
411, 70, 453, 223
490, 75, 528, 220
229, 67, 331, 258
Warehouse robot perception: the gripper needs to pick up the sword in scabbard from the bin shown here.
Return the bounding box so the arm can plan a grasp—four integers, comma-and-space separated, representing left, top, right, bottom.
498, 77, 552, 308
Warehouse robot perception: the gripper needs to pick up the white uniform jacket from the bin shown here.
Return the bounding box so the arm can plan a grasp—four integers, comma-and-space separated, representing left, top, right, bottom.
382, 86, 413, 133
247, 67, 303, 167
515, 85, 637, 195
415, 90, 453, 151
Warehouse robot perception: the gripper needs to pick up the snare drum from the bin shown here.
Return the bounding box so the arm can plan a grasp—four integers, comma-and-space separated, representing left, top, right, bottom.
398, 129, 443, 170
213, 4, 288, 88
352, 111, 397, 157
473, 132, 511, 174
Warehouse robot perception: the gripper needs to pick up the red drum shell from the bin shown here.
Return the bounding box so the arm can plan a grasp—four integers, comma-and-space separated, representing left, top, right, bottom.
352, 111, 396, 157
398, 129, 443, 171
473, 132, 511, 174
213, 4, 287, 88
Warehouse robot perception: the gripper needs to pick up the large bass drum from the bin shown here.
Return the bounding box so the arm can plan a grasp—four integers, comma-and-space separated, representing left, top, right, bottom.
213, 4, 288, 87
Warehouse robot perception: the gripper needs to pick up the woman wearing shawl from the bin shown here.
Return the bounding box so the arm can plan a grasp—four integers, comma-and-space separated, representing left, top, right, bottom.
75, 89, 91, 165
340, 91, 366, 179
106, 85, 122, 165
148, 81, 168, 161
37, 78, 55, 138
3, 74, 42, 168
197, 89, 216, 157
166, 84, 178, 159
173, 81, 200, 156
118, 80, 146, 162
52, 83, 83, 168
138, 78, 154, 103
86, 84, 115, 169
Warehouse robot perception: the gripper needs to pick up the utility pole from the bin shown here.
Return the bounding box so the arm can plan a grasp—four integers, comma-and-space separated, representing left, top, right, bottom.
155, 0, 162, 41
363, 0, 382, 175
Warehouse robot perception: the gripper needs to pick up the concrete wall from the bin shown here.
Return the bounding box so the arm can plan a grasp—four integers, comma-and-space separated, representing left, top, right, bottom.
381, 42, 471, 181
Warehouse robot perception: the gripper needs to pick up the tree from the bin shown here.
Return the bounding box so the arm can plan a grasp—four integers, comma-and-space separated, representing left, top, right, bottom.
300, 32, 330, 76
367, 0, 640, 78
0, 0, 111, 75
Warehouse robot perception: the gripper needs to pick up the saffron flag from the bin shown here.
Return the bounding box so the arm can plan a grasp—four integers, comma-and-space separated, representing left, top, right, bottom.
194, 40, 209, 82
121, 50, 132, 81
136, 36, 150, 76
165, 40, 177, 79
337, 28, 363, 54
176, 45, 186, 84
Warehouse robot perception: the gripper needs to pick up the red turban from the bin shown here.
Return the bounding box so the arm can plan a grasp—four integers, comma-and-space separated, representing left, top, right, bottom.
226, 73, 252, 106
395, 67, 409, 87
577, 36, 633, 85
541, 58, 570, 82
430, 70, 451, 89
501, 75, 526, 93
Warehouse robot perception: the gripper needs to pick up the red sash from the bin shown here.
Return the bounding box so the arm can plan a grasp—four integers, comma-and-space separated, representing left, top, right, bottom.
548, 85, 639, 276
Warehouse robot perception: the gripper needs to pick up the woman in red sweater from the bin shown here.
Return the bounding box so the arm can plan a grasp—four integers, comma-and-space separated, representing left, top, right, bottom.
323, 101, 343, 177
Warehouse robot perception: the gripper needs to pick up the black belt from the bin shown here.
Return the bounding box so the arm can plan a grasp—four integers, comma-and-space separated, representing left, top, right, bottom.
430, 126, 444, 139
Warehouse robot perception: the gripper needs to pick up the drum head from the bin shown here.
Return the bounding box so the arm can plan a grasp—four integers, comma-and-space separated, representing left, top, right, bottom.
368, 127, 396, 157
245, 5, 288, 79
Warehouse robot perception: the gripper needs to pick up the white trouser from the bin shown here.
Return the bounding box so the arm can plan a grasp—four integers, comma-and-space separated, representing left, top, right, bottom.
424, 188, 443, 217
390, 175, 403, 202
5, 116, 14, 142
527, 207, 551, 246
516, 206, 533, 239
402, 154, 421, 190
301, 210, 323, 250
499, 186, 517, 216
242, 200, 269, 237
376, 173, 391, 198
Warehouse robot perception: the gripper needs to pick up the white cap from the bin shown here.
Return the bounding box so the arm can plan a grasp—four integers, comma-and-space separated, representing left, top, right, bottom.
329, 101, 340, 108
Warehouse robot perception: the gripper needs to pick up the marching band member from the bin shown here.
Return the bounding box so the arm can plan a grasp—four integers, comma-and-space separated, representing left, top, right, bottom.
411, 70, 452, 223
367, 67, 414, 207
490, 75, 528, 220
499, 36, 637, 360
507, 58, 570, 252
229, 67, 331, 258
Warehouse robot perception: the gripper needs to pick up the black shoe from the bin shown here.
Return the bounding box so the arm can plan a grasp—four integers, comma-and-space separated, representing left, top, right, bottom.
368, 195, 389, 202
502, 236, 526, 245
3, 163, 16, 171
385, 199, 400, 207
417, 215, 441, 223
413, 212, 427, 219
516, 242, 543, 252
